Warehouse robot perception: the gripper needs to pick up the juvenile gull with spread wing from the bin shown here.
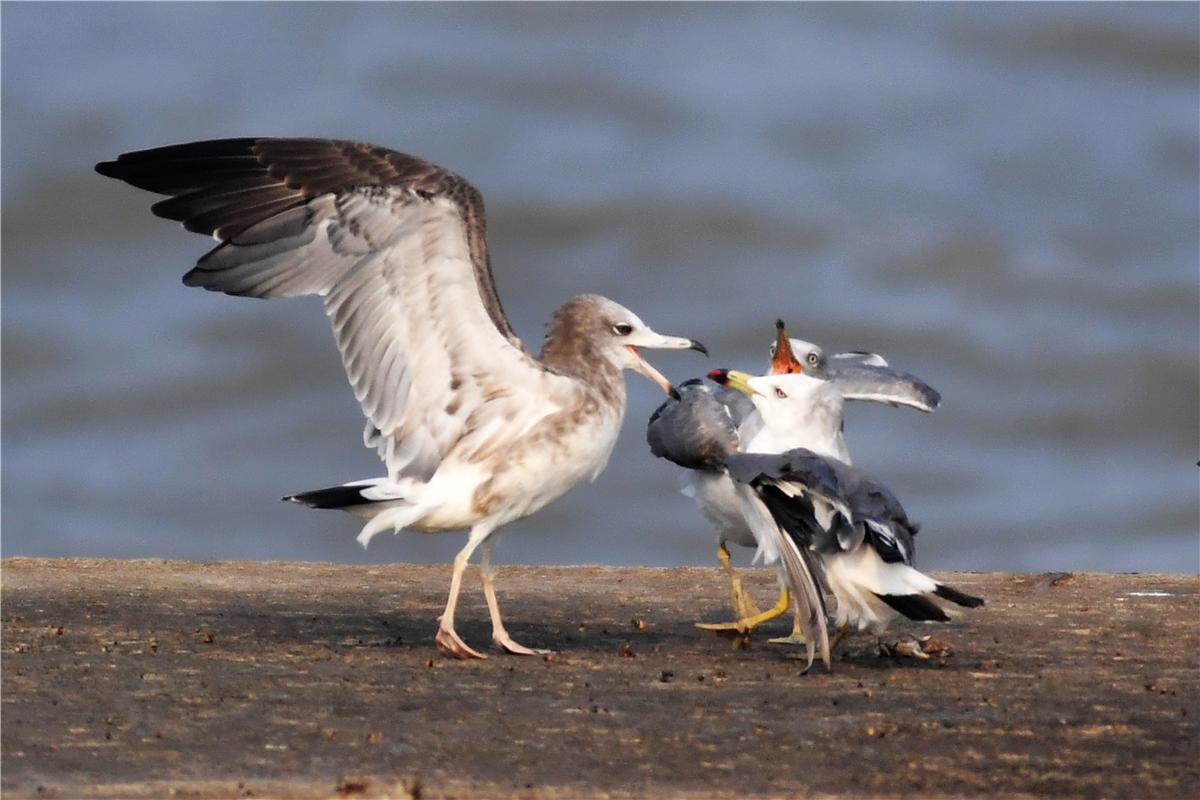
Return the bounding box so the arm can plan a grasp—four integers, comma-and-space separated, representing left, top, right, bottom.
96, 138, 705, 659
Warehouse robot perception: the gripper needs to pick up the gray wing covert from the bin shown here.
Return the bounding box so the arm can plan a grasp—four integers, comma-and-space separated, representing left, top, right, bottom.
826, 363, 941, 412
646, 379, 754, 471
729, 448, 920, 567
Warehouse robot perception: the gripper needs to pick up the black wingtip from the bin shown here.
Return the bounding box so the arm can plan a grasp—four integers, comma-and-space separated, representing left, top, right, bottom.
934, 584, 985, 608
95, 159, 121, 178
875, 592, 951, 622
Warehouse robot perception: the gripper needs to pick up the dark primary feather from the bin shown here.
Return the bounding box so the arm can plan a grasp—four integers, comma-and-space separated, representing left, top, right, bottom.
727, 448, 855, 557
842, 475, 919, 565
934, 583, 985, 608
646, 379, 754, 471
95, 137, 518, 345
876, 593, 951, 621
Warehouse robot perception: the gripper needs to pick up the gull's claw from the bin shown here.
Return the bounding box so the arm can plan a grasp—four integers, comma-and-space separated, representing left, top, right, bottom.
436, 625, 487, 659
767, 633, 808, 646
696, 620, 752, 633
730, 575, 764, 621
493, 631, 552, 656
697, 587, 791, 638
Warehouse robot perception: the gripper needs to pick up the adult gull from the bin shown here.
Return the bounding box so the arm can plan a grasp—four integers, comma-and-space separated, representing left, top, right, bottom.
648, 321, 939, 641
96, 138, 706, 659
713, 368, 984, 669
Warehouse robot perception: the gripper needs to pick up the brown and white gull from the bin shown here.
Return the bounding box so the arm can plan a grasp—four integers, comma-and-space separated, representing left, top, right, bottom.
96, 138, 705, 659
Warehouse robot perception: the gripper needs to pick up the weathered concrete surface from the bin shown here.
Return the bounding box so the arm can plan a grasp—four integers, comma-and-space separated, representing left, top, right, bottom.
1, 559, 1196, 799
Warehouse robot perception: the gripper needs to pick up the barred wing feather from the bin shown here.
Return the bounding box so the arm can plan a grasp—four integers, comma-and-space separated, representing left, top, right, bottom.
96, 138, 572, 481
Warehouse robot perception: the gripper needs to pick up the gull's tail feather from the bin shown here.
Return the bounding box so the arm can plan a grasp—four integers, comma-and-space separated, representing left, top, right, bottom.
284, 478, 424, 547
284, 477, 415, 509
285, 481, 380, 509
872, 578, 984, 622
826, 547, 984, 630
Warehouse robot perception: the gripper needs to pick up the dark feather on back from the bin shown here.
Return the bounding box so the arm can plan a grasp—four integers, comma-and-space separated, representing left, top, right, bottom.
646, 379, 752, 471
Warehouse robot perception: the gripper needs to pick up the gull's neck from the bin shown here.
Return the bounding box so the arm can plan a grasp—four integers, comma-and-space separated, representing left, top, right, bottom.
538, 307, 624, 410
744, 384, 851, 463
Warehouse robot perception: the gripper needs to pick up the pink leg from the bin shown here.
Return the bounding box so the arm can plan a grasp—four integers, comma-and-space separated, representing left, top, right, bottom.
435, 526, 490, 660
481, 540, 551, 656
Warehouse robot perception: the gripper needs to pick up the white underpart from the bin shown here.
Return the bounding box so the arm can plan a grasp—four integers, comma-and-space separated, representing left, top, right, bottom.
823, 546, 940, 631
355, 395, 625, 546
686, 471, 765, 554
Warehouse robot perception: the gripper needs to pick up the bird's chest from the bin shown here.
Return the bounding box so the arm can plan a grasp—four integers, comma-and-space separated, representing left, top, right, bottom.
472, 397, 625, 524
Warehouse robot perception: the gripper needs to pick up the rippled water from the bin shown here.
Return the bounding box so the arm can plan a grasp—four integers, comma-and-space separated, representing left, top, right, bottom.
3, 3, 1197, 573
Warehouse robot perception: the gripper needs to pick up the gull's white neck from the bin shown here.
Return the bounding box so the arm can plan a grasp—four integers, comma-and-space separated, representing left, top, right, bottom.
742, 378, 851, 464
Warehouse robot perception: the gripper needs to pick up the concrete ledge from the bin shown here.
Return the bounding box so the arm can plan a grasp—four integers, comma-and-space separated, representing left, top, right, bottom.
2, 558, 1197, 799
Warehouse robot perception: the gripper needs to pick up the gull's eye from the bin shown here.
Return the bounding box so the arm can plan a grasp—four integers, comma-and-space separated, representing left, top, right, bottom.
769, 343, 778, 357
774, 387, 788, 399
807, 352, 819, 365
612, 323, 634, 336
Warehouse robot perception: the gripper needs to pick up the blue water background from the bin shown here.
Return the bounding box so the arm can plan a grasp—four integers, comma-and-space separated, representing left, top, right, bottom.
3, 3, 1197, 573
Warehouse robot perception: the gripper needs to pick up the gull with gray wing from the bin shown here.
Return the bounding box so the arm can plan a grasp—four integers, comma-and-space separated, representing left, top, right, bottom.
97, 138, 706, 659
713, 368, 984, 669
647, 320, 939, 642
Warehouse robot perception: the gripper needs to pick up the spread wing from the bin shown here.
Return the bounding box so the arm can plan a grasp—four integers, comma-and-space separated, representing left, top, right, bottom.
96, 138, 572, 481
646, 379, 755, 470
827, 363, 942, 413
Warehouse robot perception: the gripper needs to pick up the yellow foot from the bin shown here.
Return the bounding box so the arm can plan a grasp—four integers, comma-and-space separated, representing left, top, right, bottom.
716, 543, 764, 621
768, 612, 807, 646
696, 588, 791, 636
729, 575, 763, 621
695, 619, 751, 632
829, 622, 851, 653
767, 633, 807, 646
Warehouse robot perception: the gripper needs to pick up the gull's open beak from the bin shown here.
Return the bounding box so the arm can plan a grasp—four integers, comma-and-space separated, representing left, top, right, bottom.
770, 319, 803, 375
707, 368, 757, 397
625, 330, 707, 397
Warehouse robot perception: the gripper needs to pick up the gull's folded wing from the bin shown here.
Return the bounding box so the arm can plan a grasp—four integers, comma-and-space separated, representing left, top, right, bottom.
647, 379, 754, 471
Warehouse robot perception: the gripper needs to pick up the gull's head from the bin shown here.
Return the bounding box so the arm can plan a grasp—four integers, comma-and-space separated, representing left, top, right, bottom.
709, 368, 830, 430
545, 294, 707, 396
767, 319, 826, 376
